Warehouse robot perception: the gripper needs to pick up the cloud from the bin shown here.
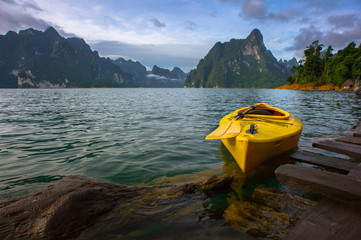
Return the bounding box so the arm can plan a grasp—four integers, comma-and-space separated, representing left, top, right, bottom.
184, 20, 198, 31
268, 8, 304, 21
218, 0, 242, 3
297, 0, 340, 12
150, 18, 166, 28
286, 22, 361, 58
236, 0, 298, 22
285, 25, 323, 57
327, 13, 359, 29
288, 26, 323, 50
323, 26, 361, 49
240, 0, 267, 19
209, 11, 218, 18
146, 74, 169, 80
272, 38, 281, 43
0, 0, 52, 33
20, 0, 43, 12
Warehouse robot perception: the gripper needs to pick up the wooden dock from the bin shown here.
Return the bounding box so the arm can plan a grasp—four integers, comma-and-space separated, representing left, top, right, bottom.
275, 132, 361, 240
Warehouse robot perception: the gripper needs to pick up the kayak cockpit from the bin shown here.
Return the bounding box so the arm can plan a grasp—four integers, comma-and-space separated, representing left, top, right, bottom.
237, 103, 290, 120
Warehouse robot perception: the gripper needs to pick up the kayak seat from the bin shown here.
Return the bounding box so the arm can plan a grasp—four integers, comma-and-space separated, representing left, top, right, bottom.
246, 109, 273, 115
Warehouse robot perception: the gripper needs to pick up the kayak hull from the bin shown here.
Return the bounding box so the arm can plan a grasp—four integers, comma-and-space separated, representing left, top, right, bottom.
221, 125, 301, 173
210, 103, 302, 173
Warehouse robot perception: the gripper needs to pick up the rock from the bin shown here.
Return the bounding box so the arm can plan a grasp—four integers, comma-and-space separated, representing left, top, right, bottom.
165, 175, 234, 195
0, 176, 140, 240
223, 185, 316, 239
0, 175, 244, 240
202, 175, 234, 191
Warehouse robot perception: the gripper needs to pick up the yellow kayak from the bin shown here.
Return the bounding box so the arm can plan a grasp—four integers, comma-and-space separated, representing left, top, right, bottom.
206, 103, 302, 173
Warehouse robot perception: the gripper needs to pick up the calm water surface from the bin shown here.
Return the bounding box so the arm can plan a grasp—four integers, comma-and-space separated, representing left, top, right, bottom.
0, 88, 360, 199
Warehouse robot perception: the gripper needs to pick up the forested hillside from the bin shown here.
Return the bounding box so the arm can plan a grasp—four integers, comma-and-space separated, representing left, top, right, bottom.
184, 29, 293, 88
287, 41, 361, 85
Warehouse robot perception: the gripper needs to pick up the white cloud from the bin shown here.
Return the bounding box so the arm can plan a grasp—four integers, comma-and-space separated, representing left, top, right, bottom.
272, 38, 281, 42
1, 0, 361, 70
0, 0, 51, 33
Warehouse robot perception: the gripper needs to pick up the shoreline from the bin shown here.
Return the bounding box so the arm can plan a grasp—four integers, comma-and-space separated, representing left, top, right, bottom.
276, 83, 342, 91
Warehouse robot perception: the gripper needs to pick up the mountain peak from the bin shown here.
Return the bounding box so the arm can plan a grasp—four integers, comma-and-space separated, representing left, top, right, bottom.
19, 28, 39, 36
44, 26, 61, 41
184, 29, 287, 88
247, 28, 263, 44
151, 65, 171, 77
45, 26, 58, 35
250, 28, 262, 38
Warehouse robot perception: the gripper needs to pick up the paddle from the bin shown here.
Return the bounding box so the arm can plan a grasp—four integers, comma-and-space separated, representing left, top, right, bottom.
235, 105, 256, 120
205, 105, 256, 140
205, 120, 242, 140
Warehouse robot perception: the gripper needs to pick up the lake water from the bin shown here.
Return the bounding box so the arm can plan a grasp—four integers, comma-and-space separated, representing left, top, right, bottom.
1, 88, 361, 199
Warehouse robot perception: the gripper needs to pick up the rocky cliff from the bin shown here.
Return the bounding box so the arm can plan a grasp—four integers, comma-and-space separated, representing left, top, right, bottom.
184, 29, 290, 88
0, 27, 135, 88
112, 59, 187, 88
0, 27, 187, 88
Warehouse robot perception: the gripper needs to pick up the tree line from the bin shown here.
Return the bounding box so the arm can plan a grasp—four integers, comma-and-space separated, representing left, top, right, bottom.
287, 40, 361, 85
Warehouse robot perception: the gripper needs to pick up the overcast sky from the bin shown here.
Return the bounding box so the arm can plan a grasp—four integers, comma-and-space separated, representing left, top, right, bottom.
1, 0, 361, 72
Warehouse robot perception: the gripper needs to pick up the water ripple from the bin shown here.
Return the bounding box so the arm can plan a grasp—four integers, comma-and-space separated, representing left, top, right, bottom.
0, 88, 360, 198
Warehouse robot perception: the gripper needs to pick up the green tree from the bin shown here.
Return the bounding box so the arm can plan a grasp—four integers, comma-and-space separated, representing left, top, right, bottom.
286, 76, 295, 84
333, 64, 349, 84
352, 56, 361, 78
290, 41, 361, 86
321, 45, 334, 82
303, 40, 324, 82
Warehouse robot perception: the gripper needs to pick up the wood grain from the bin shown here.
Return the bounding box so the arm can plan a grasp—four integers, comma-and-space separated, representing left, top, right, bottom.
335, 136, 361, 145
290, 151, 358, 172
283, 199, 361, 240
312, 140, 361, 159
279, 162, 361, 239
275, 164, 361, 203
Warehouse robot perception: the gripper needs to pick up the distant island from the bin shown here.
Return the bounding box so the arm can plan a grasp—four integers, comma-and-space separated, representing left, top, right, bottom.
184, 29, 297, 88
0, 27, 186, 88
112, 59, 186, 88
280, 40, 361, 90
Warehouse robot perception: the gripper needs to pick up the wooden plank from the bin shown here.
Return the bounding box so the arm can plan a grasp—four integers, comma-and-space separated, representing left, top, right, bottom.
290, 151, 358, 172
354, 132, 361, 138
282, 162, 361, 240
335, 136, 361, 145
275, 164, 361, 203
348, 163, 361, 179
312, 140, 361, 159
283, 199, 361, 240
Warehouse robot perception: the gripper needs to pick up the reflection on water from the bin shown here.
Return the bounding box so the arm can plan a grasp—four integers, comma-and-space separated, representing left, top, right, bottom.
145, 141, 315, 239
218, 141, 292, 198
209, 142, 315, 239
